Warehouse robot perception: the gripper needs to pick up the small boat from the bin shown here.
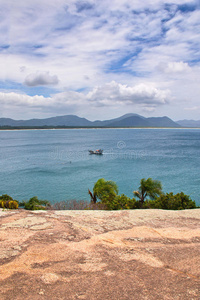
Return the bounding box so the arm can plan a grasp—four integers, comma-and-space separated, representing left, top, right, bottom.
89, 149, 103, 155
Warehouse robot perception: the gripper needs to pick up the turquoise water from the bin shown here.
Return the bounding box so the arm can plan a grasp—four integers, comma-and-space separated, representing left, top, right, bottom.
0, 128, 200, 205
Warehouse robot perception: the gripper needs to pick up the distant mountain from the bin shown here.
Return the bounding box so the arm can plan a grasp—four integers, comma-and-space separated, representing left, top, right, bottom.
177, 120, 200, 128
0, 114, 181, 128
0, 115, 91, 127
146, 116, 181, 128
0, 118, 23, 126
107, 115, 152, 127
22, 115, 91, 127
92, 113, 144, 127
106, 116, 180, 128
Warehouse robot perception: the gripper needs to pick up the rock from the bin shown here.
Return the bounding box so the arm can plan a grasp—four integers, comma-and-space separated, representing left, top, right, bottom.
0, 208, 200, 299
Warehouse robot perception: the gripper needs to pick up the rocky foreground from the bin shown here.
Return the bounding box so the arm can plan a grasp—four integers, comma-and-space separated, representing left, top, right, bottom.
0, 208, 200, 300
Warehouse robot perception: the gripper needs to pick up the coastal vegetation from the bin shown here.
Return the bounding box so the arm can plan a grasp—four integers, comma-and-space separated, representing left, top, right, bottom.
0, 178, 197, 210
88, 178, 196, 210
144, 192, 197, 210
0, 194, 19, 209
133, 178, 163, 206
88, 178, 118, 205
20, 196, 50, 210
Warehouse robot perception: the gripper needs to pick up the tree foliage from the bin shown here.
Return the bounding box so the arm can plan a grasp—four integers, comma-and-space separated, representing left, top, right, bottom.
133, 178, 163, 205
89, 179, 138, 210
93, 178, 119, 201
88, 178, 119, 206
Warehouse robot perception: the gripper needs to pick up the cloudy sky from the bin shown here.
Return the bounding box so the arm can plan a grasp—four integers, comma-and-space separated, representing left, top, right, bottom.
1, 0, 200, 121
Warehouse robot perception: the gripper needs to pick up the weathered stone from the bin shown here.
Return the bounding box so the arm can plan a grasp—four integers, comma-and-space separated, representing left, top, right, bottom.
0, 208, 199, 299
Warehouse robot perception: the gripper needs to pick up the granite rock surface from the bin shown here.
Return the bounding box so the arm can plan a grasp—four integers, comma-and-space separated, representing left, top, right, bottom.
0, 208, 200, 300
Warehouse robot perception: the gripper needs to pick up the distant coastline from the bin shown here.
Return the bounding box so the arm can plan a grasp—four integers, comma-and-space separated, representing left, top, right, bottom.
1, 126, 200, 130
0, 113, 182, 128
1, 113, 199, 129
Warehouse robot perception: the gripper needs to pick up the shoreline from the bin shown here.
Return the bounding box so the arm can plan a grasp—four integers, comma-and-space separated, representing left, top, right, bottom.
1, 127, 200, 131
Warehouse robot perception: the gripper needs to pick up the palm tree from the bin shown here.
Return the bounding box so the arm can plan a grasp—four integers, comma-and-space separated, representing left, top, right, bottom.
89, 178, 118, 204
88, 189, 97, 204
133, 178, 162, 205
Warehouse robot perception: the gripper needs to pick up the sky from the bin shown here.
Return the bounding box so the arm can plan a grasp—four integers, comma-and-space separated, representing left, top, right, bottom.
0, 0, 200, 121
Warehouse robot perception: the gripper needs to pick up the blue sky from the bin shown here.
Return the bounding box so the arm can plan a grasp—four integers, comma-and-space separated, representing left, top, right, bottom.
0, 0, 200, 120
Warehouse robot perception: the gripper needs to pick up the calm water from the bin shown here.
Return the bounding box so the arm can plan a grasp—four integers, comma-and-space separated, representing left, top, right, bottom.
0, 128, 200, 206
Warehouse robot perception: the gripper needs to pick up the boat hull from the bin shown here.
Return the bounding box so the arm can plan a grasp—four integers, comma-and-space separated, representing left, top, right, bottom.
89, 149, 103, 155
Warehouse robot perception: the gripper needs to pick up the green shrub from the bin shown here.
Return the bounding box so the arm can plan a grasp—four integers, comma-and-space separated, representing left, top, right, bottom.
8, 200, 19, 209
104, 194, 137, 210
21, 196, 50, 210
145, 192, 196, 210
0, 194, 14, 201
0, 194, 19, 209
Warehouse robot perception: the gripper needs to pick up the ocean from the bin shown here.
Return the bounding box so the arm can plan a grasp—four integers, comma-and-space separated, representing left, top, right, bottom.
0, 128, 200, 206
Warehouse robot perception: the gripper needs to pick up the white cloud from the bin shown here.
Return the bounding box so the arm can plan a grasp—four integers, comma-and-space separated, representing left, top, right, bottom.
24, 72, 59, 86
87, 81, 170, 107
0, 81, 171, 119
0, 90, 86, 119
0, 90, 85, 108
157, 61, 191, 74
0, 92, 51, 107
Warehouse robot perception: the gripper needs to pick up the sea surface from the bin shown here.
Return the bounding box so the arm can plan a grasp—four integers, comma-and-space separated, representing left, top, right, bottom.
0, 128, 200, 206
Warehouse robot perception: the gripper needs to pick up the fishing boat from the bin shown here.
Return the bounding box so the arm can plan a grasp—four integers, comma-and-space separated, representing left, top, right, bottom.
89, 149, 103, 155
